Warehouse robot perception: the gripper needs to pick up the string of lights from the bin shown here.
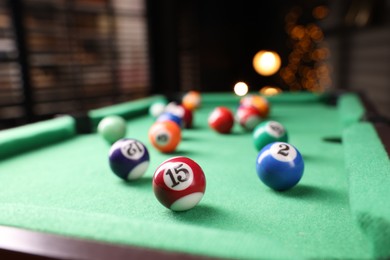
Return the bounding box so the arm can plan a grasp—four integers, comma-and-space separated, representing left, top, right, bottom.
280, 5, 332, 92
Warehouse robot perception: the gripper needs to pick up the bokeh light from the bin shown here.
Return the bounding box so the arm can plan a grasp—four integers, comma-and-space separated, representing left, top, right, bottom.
234, 82, 249, 96
313, 6, 329, 20
259, 86, 282, 96
281, 5, 331, 93
253, 51, 282, 76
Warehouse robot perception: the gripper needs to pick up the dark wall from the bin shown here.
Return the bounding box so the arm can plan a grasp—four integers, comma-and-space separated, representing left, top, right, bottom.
148, 0, 390, 117
148, 0, 290, 95
197, 1, 288, 92
324, 0, 390, 117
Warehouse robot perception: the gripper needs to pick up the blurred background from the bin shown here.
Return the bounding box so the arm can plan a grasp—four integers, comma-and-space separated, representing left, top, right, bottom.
0, 0, 389, 129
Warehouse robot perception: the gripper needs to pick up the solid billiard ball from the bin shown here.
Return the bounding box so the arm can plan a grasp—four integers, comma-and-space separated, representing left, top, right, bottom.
256, 142, 304, 191
208, 107, 234, 134
253, 121, 288, 151
153, 156, 206, 211
157, 112, 183, 128
164, 102, 183, 117
148, 121, 181, 153
236, 105, 263, 131
180, 105, 193, 129
182, 91, 201, 111
165, 102, 194, 129
240, 95, 270, 118
109, 138, 150, 181
149, 101, 167, 118
98, 115, 127, 144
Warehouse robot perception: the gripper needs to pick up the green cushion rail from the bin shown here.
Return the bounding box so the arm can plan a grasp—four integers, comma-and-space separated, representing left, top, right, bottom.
88, 95, 166, 130
338, 93, 365, 128
0, 116, 76, 160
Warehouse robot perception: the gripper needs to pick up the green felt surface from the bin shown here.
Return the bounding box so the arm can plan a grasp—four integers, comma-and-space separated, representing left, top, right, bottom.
0, 93, 387, 259
344, 123, 390, 259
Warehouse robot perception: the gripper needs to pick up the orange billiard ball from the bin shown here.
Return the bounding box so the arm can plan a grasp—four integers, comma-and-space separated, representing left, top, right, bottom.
240, 95, 270, 118
148, 121, 181, 153
182, 91, 201, 111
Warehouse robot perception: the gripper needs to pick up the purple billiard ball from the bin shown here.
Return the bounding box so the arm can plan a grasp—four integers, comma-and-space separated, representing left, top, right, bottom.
109, 138, 150, 181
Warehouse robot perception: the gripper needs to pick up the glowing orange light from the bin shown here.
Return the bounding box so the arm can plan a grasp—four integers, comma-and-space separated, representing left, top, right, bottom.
253, 51, 282, 76
312, 31, 324, 41
290, 26, 305, 39
259, 86, 283, 96
297, 39, 311, 51
280, 67, 296, 84
316, 64, 330, 75
312, 48, 325, 61
313, 6, 329, 20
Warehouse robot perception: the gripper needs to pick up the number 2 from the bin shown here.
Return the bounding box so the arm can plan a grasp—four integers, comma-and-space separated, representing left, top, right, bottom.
277, 144, 289, 156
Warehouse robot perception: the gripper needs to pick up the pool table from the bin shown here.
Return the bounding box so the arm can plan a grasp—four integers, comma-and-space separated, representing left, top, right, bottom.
0, 92, 389, 259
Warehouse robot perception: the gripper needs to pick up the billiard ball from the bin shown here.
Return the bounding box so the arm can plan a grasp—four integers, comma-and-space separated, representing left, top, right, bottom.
180, 105, 193, 129
109, 138, 150, 181
153, 156, 206, 211
208, 107, 234, 134
97, 115, 127, 144
164, 102, 193, 129
253, 121, 288, 151
240, 95, 270, 118
149, 101, 167, 118
182, 91, 201, 111
236, 105, 263, 131
157, 112, 183, 128
148, 121, 181, 153
164, 102, 182, 116
256, 142, 304, 191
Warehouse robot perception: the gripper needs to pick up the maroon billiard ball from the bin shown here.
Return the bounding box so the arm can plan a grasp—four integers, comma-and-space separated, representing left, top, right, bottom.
236, 105, 263, 131
180, 105, 193, 128
152, 157, 206, 211
208, 107, 234, 134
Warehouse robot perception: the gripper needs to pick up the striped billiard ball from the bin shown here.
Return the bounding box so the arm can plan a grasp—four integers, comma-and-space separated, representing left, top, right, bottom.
148, 121, 181, 153
240, 95, 270, 118
153, 157, 206, 211
256, 142, 304, 191
253, 121, 288, 151
109, 138, 150, 181
236, 105, 263, 131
